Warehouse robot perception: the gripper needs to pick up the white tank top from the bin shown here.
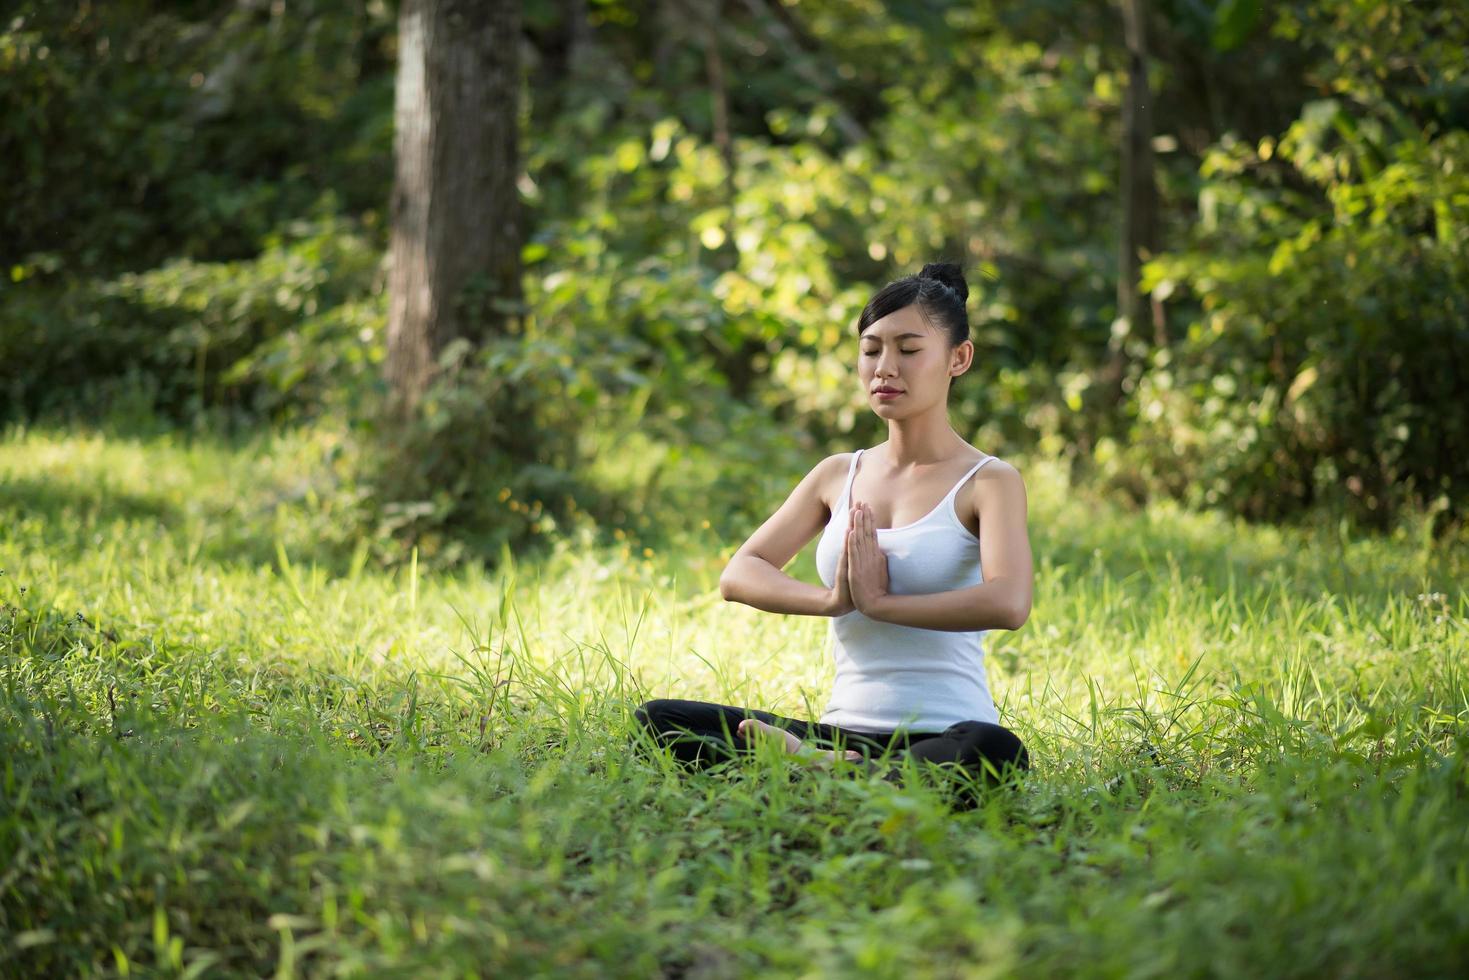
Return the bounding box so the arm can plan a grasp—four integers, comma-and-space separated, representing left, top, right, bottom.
814, 447, 1000, 732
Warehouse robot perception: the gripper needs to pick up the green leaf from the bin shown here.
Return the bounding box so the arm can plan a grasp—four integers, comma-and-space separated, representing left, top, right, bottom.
1212, 0, 1261, 52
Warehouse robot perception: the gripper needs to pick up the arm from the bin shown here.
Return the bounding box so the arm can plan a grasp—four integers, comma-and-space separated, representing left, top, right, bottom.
719, 454, 850, 617
858, 461, 1033, 632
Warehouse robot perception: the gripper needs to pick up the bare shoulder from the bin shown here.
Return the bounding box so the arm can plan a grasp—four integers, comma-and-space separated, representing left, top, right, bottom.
976, 456, 1025, 490
959, 456, 1027, 530
812, 451, 857, 512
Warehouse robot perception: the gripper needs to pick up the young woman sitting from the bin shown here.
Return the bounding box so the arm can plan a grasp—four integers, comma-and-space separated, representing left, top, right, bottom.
633, 262, 1033, 807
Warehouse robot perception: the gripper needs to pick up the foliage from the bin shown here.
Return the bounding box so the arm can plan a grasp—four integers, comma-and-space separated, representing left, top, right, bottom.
3, 0, 1468, 547
1106, 0, 1469, 526
1125, 118, 1467, 523
1, 0, 392, 425
2, 216, 384, 422
347, 331, 597, 567
0, 0, 392, 274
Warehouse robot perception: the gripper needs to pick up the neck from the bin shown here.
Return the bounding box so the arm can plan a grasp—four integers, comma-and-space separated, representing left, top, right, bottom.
880, 405, 964, 467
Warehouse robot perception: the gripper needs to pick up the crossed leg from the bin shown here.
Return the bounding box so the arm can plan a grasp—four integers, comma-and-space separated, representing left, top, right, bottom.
631, 698, 1030, 805
630, 698, 873, 769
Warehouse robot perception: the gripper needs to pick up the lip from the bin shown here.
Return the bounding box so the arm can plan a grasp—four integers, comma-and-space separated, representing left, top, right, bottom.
873, 387, 904, 399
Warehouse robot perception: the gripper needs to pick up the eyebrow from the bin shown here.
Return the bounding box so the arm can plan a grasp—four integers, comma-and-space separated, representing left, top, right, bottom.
862, 333, 926, 342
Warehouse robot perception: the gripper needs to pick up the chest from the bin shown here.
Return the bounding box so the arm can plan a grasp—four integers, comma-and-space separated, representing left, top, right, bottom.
874, 522, 984, 594
817, 508, 983, 594
834, 469, 983, 539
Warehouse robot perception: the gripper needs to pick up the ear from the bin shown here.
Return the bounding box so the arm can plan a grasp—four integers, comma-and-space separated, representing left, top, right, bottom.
950, 339, 975, 378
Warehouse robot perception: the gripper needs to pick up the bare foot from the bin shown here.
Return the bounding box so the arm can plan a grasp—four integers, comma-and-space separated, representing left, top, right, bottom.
736, 718, 803, 754
736, 718, 862, 768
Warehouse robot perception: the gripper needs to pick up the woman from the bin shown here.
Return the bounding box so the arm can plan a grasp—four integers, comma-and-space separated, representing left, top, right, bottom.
633, 262, 1033, 807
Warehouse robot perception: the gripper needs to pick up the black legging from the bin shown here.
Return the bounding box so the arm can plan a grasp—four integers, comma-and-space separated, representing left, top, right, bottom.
631, 698, 1029, 808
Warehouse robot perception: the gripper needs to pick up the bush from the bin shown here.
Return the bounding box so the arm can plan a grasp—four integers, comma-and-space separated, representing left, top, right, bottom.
343, 333, 599, 567
1, 216, 383, 424
1109, 103, 1468, 528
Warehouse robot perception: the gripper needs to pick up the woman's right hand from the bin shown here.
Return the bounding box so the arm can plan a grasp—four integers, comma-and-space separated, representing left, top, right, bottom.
827, 508, 857, 617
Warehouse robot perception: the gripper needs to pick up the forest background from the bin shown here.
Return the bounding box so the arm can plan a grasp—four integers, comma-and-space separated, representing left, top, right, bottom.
4, 0, 1466, 565
4, 1, 1469, 975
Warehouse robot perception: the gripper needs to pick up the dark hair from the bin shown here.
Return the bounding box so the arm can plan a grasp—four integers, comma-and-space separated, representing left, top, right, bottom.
855, 261, 970, 350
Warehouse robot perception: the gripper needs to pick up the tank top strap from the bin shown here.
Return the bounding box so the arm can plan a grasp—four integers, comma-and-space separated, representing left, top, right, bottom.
839, 448, 865, 505
942, 454, 996, 505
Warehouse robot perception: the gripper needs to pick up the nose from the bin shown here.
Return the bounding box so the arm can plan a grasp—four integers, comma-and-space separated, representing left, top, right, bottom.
875, 346, 900, 378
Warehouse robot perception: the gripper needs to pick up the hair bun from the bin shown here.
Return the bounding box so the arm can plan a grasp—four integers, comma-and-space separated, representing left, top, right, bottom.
917, 261, 969, 304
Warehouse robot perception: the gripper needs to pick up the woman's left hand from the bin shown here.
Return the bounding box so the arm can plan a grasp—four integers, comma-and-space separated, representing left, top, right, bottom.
846, 501, 890, 615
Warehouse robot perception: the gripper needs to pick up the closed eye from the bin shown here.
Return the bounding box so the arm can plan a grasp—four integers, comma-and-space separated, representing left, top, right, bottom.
862, 349, 921, 356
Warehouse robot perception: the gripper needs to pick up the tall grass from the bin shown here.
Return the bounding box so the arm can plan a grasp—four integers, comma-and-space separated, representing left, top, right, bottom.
2, 423, 1466, 977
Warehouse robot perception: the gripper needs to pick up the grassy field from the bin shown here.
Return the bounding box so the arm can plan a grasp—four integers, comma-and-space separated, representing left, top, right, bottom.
3, 423, 1467, 977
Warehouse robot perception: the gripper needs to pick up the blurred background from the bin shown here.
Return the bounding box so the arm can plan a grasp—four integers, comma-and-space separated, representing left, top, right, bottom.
3, 0, 1465, 567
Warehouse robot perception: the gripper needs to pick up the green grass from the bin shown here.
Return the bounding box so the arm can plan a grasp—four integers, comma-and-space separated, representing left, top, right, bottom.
3, 423, 1467, 977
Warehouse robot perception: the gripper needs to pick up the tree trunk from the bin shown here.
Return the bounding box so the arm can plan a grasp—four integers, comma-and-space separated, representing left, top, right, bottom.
1117, 0, 1157, 342
386, 0, 522, 411
698, 0, 764, 401
1093, 0, 1160, 429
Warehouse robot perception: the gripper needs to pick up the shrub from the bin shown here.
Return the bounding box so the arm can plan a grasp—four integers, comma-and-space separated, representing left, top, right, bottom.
1112, 104, 1468, 527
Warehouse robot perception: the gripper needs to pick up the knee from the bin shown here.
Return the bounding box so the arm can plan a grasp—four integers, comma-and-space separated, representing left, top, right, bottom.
632, 698, 679, 733
632, 699, 661, 729
945, 720, 1030, 773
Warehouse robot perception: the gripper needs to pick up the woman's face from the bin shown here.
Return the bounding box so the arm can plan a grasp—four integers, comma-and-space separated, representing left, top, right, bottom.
857, 304, 970, 417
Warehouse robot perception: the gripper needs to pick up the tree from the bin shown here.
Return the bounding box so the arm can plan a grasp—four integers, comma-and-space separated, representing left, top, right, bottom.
386, 0, 523, 410
1091, 0, 1161, 426
1117, 0, 1158, 344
